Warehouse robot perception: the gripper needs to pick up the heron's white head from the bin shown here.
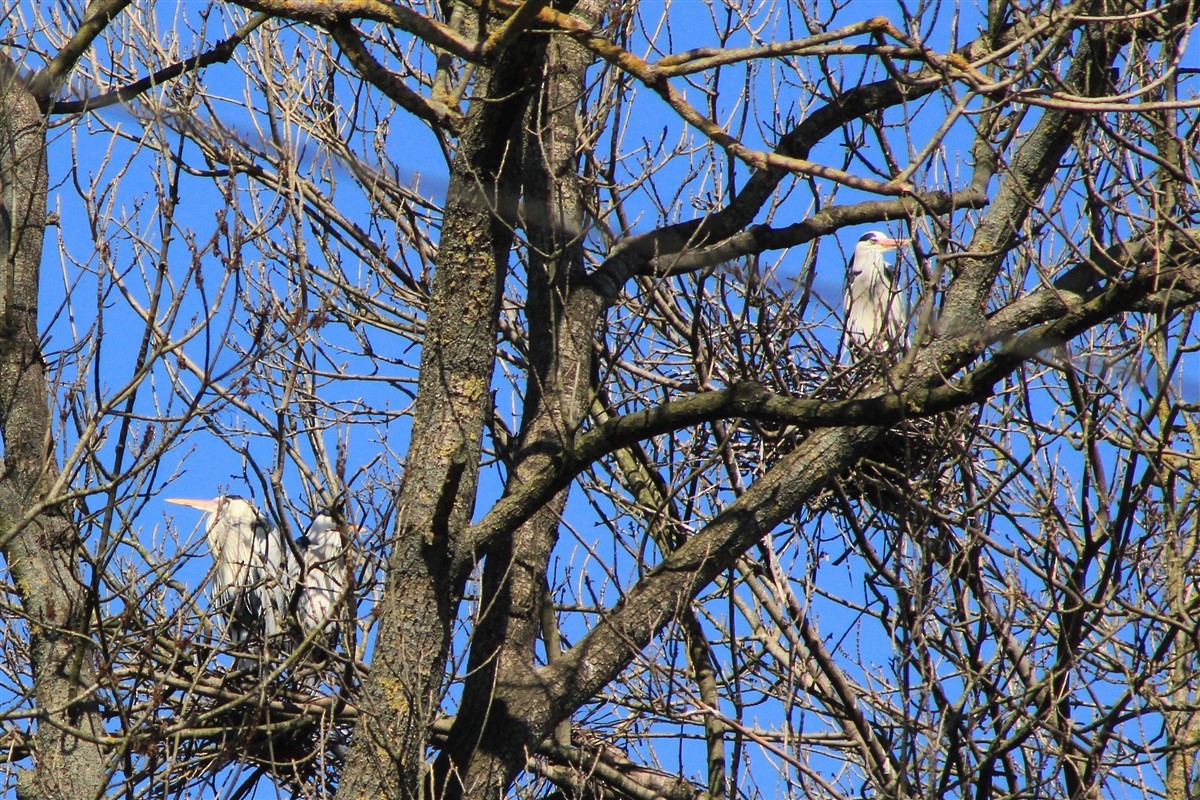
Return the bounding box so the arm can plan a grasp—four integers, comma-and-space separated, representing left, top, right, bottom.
299, 513, 346, 561
167, 496, 261, 522
166, 496, 270, 561
852, 231, 905, 263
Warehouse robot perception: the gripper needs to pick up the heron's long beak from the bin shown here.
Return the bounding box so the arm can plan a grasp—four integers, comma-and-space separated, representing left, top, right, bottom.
165, 498, 220, 512
878, 237, 908, 249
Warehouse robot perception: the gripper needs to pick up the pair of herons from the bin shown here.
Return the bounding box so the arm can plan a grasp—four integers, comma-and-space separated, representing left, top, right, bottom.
170, 232, 904, 664
168, 496, 350, 670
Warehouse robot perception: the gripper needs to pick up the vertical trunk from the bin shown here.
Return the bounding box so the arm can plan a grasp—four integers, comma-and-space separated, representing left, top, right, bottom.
1163, 510, 1199, 799
432, 7, 600, 798
1157, 318, 1199, 800
337, 41, 544, 800
1155, 29, 1199, 799
0, 58, 107, 800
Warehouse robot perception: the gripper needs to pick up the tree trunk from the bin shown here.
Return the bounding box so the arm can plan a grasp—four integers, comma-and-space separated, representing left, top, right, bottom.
432, 8, 601, 795
337, 37, 546, 800
0, 57, 107, 800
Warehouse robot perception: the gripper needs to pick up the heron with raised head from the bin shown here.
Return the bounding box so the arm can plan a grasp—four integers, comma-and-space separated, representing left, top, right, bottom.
295, 511, 350, 654
842, 230, 908, 353
167, 496, 296, 663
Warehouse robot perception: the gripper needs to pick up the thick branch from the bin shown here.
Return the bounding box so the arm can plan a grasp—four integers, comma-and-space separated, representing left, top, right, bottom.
227, 0, 481, 59
581, 3, 1051, 280
937, 30, 1119, 338
644, 188, 989, 278
338, 33, 543, 800
331, 23, 466, 133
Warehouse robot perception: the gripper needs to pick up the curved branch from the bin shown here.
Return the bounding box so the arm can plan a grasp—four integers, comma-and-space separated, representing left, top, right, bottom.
471, 225, 1200, 553
47, 13, 270, 114
29, 0, 134, 100
577, 10, 1057, 281
331, 23, 466, 133
467, 376, 976, 555
537, 8, 913, 195
644, 187, 989, 277
227, 0, 480, 60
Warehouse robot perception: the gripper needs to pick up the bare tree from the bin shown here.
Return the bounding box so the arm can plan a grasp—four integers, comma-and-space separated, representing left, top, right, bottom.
1, 1, 1199, 799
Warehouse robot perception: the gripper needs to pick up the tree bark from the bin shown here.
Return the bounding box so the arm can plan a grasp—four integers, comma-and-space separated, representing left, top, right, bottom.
0, 57, 107, 800
337, 35, 546, 800
432, 7, 601, 795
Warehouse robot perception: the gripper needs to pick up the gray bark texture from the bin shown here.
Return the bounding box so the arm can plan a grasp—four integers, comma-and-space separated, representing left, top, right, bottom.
337, 31, 547, 800
0, 58, 107, 800
430, 8, 601, 796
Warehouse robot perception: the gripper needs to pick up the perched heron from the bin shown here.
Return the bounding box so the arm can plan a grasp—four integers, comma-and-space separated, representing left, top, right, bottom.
296, 512, 350, 652
167, 496, 296, 662
842, 231, 908, 352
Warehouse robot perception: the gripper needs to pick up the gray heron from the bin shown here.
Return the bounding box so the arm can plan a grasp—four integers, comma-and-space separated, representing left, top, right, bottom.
167, 496, 296, 664
295, 512, 351, 654
842, 231, 908, 352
